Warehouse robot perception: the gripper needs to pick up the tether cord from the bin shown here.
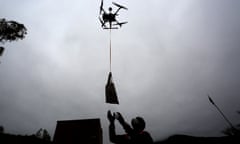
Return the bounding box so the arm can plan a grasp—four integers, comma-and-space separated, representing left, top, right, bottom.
109, 29, 112, 72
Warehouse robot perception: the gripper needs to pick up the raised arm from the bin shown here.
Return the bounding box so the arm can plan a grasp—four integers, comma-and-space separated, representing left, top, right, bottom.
108, 110, 128, 143
107, 110, 117, 143
115, 112, 134, 135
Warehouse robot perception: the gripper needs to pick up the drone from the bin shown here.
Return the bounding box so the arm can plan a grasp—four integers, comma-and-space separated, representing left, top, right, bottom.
99, 0, 128, 29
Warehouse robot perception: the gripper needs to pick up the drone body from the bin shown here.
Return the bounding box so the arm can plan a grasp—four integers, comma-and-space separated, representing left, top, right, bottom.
99, 0, 127, 29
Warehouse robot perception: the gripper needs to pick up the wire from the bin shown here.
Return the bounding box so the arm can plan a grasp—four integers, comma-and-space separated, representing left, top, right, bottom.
109, 29, 112, 72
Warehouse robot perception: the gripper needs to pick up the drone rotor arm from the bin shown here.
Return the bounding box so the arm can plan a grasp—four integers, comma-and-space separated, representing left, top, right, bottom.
99, 0, 105, 15
112, 2, 128, 10
113, 21, 128, 27
114, 8, 121, 15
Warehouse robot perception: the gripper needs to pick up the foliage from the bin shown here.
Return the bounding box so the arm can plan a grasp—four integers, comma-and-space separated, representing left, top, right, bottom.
0, 18, 27, 43
222, 111, 240, 136
222, 127, 240, 136
35, 128, 51, 141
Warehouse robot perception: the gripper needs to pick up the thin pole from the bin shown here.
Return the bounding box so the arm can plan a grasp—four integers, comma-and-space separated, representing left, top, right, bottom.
208, 95, 236, 129
214, 103, 235, 128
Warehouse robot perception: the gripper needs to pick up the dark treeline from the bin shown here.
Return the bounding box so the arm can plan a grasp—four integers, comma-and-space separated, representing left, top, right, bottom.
1, 132, 240, 144
0, 133, 52, 144
155, 134, 240, 144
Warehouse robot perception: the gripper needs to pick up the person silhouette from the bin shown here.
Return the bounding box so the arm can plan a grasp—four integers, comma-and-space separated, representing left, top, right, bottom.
107, 110, 153, 144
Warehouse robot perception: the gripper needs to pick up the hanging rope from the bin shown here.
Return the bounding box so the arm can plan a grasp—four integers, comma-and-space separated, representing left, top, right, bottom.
109, 29, 112, 72
106, 28, 119, 104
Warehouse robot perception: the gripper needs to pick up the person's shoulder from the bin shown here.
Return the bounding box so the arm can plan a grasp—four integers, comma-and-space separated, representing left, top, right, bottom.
139, 131, 152, 138
141, 131, 151, 136
141, 131, 153, 141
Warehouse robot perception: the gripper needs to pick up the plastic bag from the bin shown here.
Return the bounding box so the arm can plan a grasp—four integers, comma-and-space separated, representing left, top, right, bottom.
105, 72, 119, 104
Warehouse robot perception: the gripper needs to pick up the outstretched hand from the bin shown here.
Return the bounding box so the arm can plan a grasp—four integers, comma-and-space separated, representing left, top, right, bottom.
107, 110, 115, 123
115, 112, 125, 124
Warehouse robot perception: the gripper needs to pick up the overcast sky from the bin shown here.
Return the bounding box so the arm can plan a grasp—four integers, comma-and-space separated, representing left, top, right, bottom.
1, 0, 240, 143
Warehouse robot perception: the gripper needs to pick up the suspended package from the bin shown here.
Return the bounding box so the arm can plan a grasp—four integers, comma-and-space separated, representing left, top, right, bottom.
105, 72, 119, 104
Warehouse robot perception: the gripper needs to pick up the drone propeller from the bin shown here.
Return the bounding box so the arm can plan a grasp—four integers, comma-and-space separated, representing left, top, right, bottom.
99, 0, 104, 15
112, 2, 128, 10
104, 27, 118, 29
119, 22, 128, 25
113, 22, 128, 27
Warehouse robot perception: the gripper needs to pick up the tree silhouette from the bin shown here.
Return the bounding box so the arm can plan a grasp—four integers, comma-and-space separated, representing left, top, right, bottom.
35, 128, 43, 138
42, 129, 51, 141
0, 18, 27, 43
222, 111, 240, 136
0, 18, 27, 57
35, 128, 51, 141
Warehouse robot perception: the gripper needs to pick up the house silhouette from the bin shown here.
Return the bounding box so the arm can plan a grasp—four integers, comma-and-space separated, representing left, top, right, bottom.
53, 119, 102, 144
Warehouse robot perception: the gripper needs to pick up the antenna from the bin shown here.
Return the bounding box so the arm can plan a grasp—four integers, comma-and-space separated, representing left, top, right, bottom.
208, 94, 236, 129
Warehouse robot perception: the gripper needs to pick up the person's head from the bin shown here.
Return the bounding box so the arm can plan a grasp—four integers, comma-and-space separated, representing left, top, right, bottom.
131, 117, 145, 133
